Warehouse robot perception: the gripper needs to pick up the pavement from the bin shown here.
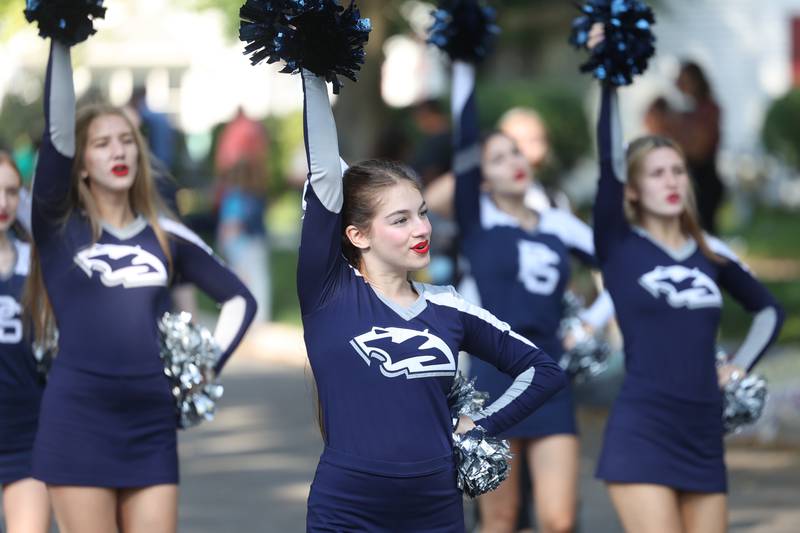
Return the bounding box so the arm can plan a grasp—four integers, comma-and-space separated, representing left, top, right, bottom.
3, 324, 799, 532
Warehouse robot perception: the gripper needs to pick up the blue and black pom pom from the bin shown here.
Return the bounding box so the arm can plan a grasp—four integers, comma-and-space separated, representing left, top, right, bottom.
569, 0, 655, 86
428, 0, 499, 63
239, 0, 371, 93
24, 0, 106, 46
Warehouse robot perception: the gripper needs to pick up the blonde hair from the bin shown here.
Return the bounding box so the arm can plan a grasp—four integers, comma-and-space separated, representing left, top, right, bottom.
24, 104, 173, 345
624, 135, 723, 264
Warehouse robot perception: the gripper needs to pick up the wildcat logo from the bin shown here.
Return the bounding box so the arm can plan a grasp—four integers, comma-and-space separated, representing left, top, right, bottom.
74, 244, 167, 288
350, 326, 457, 379
639, 265, 722, 309
0, 295, 22, 344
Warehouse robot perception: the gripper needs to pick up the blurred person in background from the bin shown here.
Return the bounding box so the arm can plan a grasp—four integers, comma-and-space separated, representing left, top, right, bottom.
213, 107, 269, 213
499, 107, 571, 213
451, 61, 613, 533
130, 86, 176, 175
217, 158, 270, 323
0, 151, 51, 533
644, 62, 723, 234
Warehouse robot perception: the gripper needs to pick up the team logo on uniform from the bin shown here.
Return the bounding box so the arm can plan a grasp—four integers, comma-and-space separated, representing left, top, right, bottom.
517, 240, 561, 296
350, 326, 457, 379
0, 295, 22, 344
639, 265, 722, 309
74, 243, 168, 288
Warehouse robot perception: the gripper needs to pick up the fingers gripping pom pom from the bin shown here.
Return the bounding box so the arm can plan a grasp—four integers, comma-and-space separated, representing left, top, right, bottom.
569, 0, 656, 86
239, 0, 371, 93
159, 312, 224, 429
24, 0, 106, 46
428, 0, 500, 63
448, 374, 512, 497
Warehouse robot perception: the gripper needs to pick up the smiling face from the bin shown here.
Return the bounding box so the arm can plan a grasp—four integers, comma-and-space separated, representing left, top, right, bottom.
80, 113, 139, 196
347, 180, 432, 274
481, 132, 533, 198
627, 145, 690, 221
0, 161, 21, 233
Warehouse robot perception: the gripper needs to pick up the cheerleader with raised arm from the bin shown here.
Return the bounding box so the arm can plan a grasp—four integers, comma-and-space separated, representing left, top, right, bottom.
586, 23, 784, 533
25, 26, 256, 533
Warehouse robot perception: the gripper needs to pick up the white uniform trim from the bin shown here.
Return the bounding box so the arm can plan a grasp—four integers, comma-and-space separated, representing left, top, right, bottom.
423, 284, 538, 423
159, 216, 214, 255
14, 241, 30, 277
609, 89, 627, 183
50, 42, 76, 158
706, 235, 751, 272
303, 71, 344, 214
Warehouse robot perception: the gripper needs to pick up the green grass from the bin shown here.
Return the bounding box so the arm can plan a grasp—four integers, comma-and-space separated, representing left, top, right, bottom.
721, 206, 800, 259
720, 281, 800, 344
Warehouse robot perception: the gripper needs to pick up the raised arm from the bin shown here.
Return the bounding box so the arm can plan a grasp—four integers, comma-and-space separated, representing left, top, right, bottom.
161, 218, 257, 374
296, 70, 348, 314
451, 61, 482, 235
32, 41, 76, 238
709, 238, 785, 372
593, 85, 630, 263
429, 287, 566, 436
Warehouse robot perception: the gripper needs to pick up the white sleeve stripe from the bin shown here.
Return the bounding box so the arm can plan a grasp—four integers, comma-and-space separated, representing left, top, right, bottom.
423, 288, 538, 349
451, 61, 475, 119
732, 307, 779, 370
453, 144, 481, 175
706, 235, 751, 271
304, 71, 343, 214
158, 216, 214, 255
214, 295, 247, 354
539, 210, 595, 254
610, 90, 626, 184
472, 367, 535, 421
579, 290, 615, 330
50, 42, 76, 157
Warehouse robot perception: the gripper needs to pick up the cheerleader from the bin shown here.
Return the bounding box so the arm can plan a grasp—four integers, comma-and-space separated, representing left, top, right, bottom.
0, 153, 50, 533
26, 41, 256, 532
451, 62, 612, 533
588, 26, 784, 533
297, 66, 566, 531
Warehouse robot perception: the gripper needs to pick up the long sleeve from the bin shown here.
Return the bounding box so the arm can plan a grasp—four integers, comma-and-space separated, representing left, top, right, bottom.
31, 41, 75, 241
161, 218, 257, 373
451, 61, 482, 236
708, 237, 785, 372
593, 85, 630, 264
428, 287, 566, 437
296, 70, 349, 314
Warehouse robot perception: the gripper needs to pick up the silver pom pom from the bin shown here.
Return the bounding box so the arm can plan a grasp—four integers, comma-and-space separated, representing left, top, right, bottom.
448, 373, 512, 497
159, 312, 224, 429
558, 292, 611, 382
716, 350, 768, 434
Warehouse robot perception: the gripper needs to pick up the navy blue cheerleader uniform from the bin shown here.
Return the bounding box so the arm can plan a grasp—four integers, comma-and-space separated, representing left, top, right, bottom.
30, 42, 257, 488
452, 63, 612, 439
593, 85, 784, 493
298, 71, 566, 532
0, 238, 42, 484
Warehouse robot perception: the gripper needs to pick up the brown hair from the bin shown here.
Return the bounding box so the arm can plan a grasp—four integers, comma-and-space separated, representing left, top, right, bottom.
625, 135, 723, 263
340, 159, 423, 270
23, 104, 173, 345
0, 151, 29, 241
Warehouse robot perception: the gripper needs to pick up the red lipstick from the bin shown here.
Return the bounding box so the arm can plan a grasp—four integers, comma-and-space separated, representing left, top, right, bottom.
514, 170, 527, 181
0, 214, 8, 222
411, 240, 430, 254
667, 193, 681, 204
112, 165, 129, 177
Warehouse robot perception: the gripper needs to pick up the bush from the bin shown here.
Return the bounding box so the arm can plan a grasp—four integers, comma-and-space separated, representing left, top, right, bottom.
762, 88, 800, 170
